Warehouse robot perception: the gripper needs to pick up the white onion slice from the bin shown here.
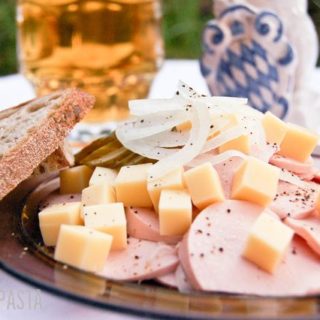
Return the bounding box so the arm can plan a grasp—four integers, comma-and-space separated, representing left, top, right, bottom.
188, 150, 247, 168
202, 126, 246, 153
148, 100, 211, 180
142, 130, 190, 148
120, 140, 177, 160
116, 109, 188, 143
178, 80, 248, 105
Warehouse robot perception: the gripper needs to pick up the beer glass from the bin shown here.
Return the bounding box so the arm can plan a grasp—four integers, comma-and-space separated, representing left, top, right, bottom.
17, 0, 164, 122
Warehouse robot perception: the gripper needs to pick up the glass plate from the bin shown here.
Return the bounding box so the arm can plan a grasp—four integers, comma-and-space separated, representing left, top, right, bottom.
0, 180, 320, 320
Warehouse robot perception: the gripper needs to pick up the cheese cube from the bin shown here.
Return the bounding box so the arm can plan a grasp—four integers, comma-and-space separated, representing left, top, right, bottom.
82, 183, 115, 207
81, 183, 116, 220
218, 135, 250, 154
279, 123, 319, 162
183, 162, 225, 210
89, 167, 117, 187
54, 225, 113, 272
231, 157, 280, 207
39, 202, 82, 246
159, 190, 192, 236
243, 212, 294, 273
115, 163, 153, 207
83, 203, 127, 250
262, 111, 288, 145
60, 165, 93, 194
147, 166, 185, 211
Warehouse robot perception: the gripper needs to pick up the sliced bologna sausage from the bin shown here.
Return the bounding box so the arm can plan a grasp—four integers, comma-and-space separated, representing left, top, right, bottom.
99, 237, 179, 282
175, 264, 193, 293
156, 270, 178, 288
285, 216, 320, 256
214, 157, 243, 198
270, 155, 315, 175
179, 200, 320, 296
156, 264, 193, 292
126, 207, 181, 245
270, 181, 319, 219
39, 192, 81, 211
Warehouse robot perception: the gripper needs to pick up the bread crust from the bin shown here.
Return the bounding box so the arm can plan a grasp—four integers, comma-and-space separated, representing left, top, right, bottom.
0, 89, 95, 200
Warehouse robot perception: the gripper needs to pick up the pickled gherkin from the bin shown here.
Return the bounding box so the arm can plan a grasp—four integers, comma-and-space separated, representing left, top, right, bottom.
75, 132, 154, 169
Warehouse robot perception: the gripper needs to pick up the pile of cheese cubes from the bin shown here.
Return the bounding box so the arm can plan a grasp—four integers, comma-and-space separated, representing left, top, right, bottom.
38, 111, 319, 274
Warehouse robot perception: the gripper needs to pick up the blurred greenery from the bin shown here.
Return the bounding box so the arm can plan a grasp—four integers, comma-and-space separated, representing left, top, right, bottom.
0, 0, 16, 75
0, 0, 320, 75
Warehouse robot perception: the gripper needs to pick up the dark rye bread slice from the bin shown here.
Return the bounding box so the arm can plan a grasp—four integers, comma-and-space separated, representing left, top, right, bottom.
0, 89, 95, 200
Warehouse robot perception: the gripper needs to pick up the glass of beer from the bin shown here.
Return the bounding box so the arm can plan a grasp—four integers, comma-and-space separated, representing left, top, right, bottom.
16, 0, 164, 123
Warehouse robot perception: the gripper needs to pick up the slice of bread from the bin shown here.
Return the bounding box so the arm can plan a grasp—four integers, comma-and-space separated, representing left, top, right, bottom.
0, 89, 95, 200
32, 140, 74, 176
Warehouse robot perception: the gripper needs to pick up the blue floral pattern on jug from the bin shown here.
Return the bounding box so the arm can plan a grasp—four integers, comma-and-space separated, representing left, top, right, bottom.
200, 4, 297, 119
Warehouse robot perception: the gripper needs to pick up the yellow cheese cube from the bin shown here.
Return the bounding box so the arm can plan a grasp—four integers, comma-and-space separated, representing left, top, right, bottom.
81, 183, 116, 220
147, 166, 185, 211
243, 212, 294, 273
39, 202, 82, 246
183, 162, 225, 210
60, 165, 93, 194
279, 123, 319, 162
54, 225, 113, 272
218, 135, 250, 154
83, 203, 127, 250
261, 111, 288, 145
115, 163, 153, 207
231, 157, 280, 206
82, 183, 115, 207
159, 190, 192, 236
89, 167, 117, 187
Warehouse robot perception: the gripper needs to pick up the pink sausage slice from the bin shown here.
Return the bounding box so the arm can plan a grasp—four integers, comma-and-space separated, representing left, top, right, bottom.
270, 154, 315, 175
179, 200, 320, 296
126, 207, 181, 245
156, 270, 178, 288
214, 157, 243, 198
99, 237, 179, 281
175, 264, 193, 293
155, 264, 193, 292
251, 142, 278, 163
39, 192, 81, 211
285, 216, 320, 256
270, 181, 319, 219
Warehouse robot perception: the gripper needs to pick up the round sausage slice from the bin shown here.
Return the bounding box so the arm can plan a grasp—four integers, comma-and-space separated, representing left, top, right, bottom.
285, 216, 320, 256
39, 192, 81, 211
270, 154, 315, 176
179, 200, 320, 296
126, 207, 181, 245
99, 237, 179, 282
156, 264, 193, 292
214, 157, 243, 198
156, 270, 178, 288
270, 181, 319, 219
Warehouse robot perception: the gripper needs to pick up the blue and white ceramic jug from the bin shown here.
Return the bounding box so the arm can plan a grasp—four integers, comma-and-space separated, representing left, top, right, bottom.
201, 0, 318, 121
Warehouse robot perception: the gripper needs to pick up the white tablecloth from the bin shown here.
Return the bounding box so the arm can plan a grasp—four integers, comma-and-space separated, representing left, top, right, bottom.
0, 60, 207, 320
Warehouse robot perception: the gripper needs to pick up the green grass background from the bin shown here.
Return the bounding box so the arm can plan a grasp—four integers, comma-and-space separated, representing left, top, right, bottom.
0, 0, 320, 75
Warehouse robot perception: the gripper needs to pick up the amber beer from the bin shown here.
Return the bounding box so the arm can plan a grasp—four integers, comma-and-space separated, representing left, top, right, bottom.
17, 0, 164, 122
